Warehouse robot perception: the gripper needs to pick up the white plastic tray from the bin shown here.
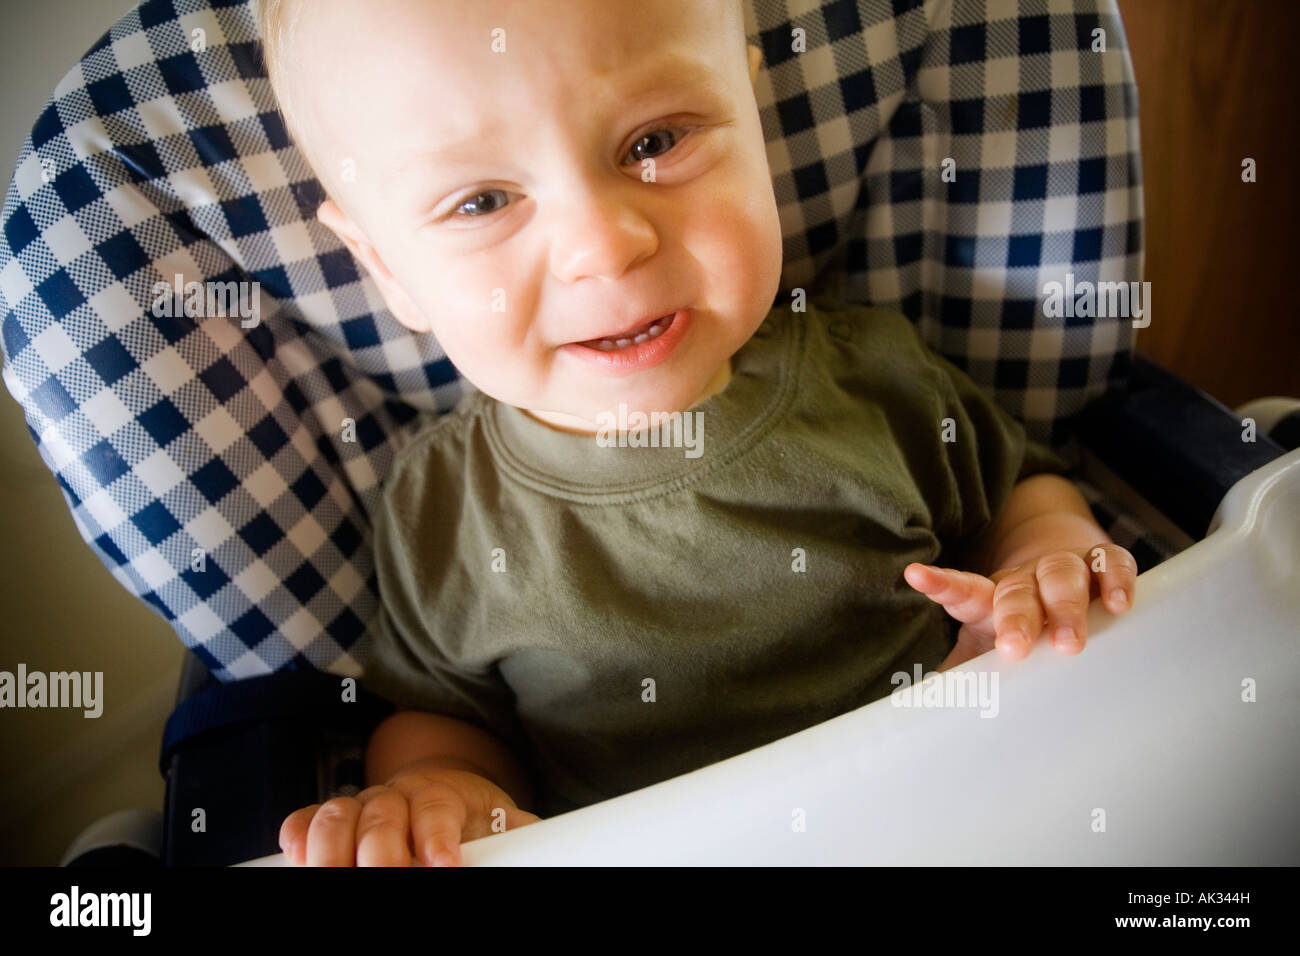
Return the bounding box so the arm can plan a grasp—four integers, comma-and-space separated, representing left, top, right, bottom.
239, 447, 1300, 865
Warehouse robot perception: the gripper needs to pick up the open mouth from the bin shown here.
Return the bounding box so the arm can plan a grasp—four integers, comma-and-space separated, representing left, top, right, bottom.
577, 313, 677, 352
560, 308, 691, 374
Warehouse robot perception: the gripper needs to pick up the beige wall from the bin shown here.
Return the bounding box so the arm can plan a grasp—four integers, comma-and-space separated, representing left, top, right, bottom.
0, 0, 182, 866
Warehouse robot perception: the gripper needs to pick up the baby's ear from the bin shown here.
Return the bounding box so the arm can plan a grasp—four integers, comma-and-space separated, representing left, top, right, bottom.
315, 199, 368, 263
747, 43, 762, 87
316, 199, 391, 283
315, 200, 432, 333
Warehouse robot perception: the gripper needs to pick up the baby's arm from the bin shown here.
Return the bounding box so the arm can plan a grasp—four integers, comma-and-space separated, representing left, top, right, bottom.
366, 710, 535, 806
960, 473, 1108, 575
905, 473, 1138, 667
280, 710, 539, 866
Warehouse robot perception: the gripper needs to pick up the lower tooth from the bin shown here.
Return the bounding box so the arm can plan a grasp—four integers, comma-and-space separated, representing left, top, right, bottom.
633, 333, 648, 344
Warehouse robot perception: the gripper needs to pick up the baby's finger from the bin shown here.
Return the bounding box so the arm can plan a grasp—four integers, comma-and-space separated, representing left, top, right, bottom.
279, 804, 321, 865
408, 787, 469, 867
1084, 543, 1138, 614
459, 802, 546, 843
507, 807, 544, 827
902, 564, 993, 625
355, 786, 413, 867
1034, 551, 1092, 654
305, 796, 363, 866
990, 568, 1045, 661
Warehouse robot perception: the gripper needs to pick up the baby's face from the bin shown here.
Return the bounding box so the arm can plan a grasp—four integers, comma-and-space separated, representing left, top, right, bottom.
304, 0, 783, 431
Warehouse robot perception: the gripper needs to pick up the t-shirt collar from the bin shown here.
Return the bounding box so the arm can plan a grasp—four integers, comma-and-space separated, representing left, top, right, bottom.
484, 309, 795, 499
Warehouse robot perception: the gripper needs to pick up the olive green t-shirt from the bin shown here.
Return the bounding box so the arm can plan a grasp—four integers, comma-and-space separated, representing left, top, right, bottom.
359, 298, 1069, 817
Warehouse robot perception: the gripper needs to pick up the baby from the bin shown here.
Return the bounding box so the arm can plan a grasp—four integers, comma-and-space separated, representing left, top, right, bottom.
262, 0, 1138, 866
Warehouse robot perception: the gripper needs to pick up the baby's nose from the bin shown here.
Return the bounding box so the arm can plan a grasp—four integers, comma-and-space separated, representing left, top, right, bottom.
549, 197, 659, 283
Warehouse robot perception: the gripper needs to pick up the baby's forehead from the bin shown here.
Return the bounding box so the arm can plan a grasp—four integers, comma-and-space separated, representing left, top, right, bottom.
300, 0, 740, 100
296, 0, 745, 184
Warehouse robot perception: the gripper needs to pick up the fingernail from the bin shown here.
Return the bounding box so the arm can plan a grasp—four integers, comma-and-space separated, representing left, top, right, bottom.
1001, 628, 1027, 652
1109, 588, 1127, 608
1055, 626, 1079, 649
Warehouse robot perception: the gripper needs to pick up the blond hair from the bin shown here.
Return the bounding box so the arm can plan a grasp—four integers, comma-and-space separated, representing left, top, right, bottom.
256, 0, 329, 190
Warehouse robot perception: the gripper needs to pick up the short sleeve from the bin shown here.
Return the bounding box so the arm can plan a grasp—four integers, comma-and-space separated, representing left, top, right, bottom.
922, 348, 1072, 549
359, 477, 523, 750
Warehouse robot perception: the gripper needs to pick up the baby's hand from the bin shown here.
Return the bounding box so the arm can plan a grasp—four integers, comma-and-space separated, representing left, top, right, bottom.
279, 758, 542, 866
903, 543, 1138, 670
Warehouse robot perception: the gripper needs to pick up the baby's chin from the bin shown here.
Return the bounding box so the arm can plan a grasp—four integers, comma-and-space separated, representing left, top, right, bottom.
582, 373, 726, 418
463, 342, 735, 426
508, 376, 721, 433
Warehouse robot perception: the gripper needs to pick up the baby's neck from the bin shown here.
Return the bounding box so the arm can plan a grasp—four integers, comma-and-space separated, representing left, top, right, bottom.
524, 357, 732, 436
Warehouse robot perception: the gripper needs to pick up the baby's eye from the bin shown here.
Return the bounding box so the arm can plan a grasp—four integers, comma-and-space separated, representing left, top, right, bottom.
454, 189, 512, 217
624, 128, 681, 165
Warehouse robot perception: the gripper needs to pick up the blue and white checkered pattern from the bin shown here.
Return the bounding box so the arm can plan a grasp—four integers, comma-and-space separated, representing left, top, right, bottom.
0, 0, 1158, 681
752, 0, 1144, 445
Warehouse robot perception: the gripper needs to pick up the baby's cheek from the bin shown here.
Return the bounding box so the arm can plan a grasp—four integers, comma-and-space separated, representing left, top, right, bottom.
439, 329, 537, 403
687, 200, 765, 290
704, 173, 782, 301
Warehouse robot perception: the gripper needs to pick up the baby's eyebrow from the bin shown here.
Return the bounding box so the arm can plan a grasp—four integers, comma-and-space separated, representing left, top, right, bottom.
394, 138, 493, 172
379, 137, 497, 203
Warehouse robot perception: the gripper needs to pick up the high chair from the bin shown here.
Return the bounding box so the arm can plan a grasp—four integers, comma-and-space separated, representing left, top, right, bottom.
2, 0, 1293, 865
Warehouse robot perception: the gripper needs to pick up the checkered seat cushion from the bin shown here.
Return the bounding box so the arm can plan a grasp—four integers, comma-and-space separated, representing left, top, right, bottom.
0, 0, 1172, 681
